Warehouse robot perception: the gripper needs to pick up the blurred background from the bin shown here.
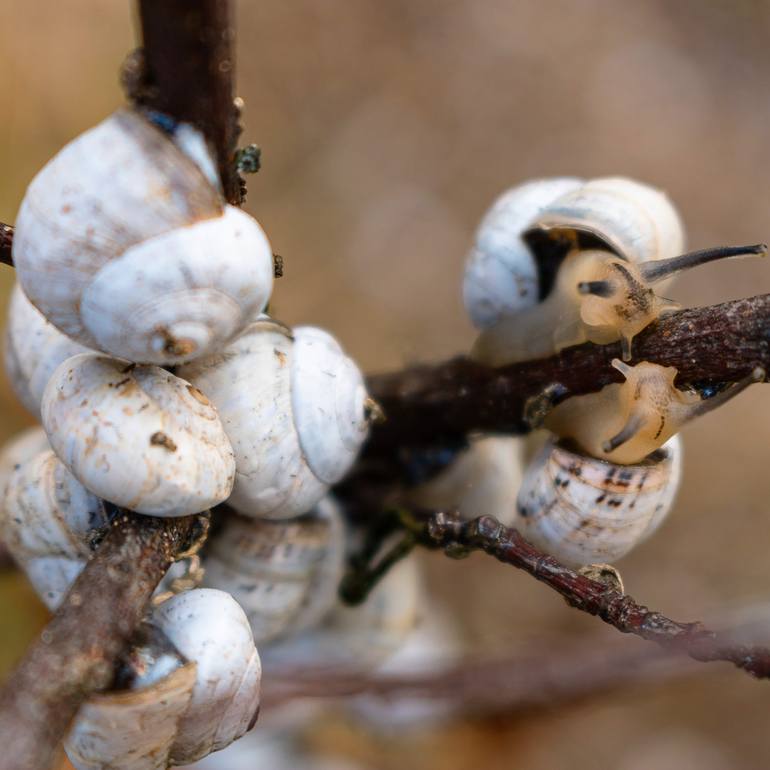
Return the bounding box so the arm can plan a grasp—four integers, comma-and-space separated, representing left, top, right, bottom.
2, 0, 770, 768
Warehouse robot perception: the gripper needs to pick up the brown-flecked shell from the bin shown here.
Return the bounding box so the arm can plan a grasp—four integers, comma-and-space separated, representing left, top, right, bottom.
40, 353, 235, 516
202, 496, 346, 644
515, 435, 682, 567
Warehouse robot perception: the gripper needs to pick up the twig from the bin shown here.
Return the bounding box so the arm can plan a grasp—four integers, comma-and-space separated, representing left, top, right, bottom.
136, 0, 243, 204
397, 510, 770, 679
364, 294, 770, 458
0, 512, 198, 770
0, 223, 12, 266
263, 640, 696, 714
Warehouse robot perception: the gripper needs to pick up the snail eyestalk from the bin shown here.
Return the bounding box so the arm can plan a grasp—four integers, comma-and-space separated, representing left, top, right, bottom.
688, 366, 766, 419
639, 243, 767, 284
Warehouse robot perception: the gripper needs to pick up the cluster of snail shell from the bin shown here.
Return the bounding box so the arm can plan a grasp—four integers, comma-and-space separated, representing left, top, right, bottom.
0, 108, 414, 768
453, 176, 764, 569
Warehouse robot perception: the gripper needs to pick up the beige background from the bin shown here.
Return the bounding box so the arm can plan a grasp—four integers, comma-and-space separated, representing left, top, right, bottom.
2, 1, 770, 768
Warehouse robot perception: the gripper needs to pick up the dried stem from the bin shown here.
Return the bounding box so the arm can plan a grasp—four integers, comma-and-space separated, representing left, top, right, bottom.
0, 512, 198, 770
364, 294, 770, 458
0, 223, 12, 267
136, 0, 243, 204
399, 511, 770, 679
264, 640, 696, 714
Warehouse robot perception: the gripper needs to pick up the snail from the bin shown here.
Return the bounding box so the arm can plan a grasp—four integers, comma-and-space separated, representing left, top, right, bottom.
543, 360, 766, 465
472, 242, 766, 366
406, 435, 525, 524
178, 318, 371, 519
1, 448, 108, 609
466, 176, 766, 365
202, 497, 346, 643
65, 588, 262, 769
263, 555, 421, 672
515, 362, 765, 566
515, 434, 683, 567
4, 283, 92, 418
463, 177, 584, 328
41, 353, 235, 516
12, 108, 274, 365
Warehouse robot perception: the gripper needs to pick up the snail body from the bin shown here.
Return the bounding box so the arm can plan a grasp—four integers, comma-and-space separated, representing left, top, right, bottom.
202, 497, 346, 643
65, 588, 262, 769
544, 360, 766, 465
1, 448, 107, 609
515, 435, 682, 567
41, 353, 235, 516
179, 319, 370, 519
463, 177, 583, 328
12, 109, 274, 365
4, 284, 92, 418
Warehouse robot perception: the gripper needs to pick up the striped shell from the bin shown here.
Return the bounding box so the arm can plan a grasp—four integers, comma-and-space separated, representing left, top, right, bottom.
202, 497, 346, 643
1, 449, 107, 609
515, 435, 682, 567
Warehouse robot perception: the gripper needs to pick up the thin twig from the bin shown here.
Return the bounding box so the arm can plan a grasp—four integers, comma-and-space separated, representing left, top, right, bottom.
0, 512, 199, 770
400, 510, 770, 679
263, 640, 697, 714
0, 223, 12, 266
364, 294, 770, 458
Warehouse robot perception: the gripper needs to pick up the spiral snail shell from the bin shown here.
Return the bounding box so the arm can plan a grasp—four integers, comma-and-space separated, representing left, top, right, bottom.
65, 588, 262, 769
515, 435, 683, 567
0, 426, 50, 501
1, 448, 107, 609
41, 353, 235, 516
4, 283, 93, 418
178, 318, 371, 519
463, 177, 583, 328
263, 555, 421, 671
12, 109, 274, 365
202, 497, 346, 643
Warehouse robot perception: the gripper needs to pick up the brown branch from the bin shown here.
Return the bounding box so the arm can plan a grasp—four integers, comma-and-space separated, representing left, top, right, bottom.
364, 294, 770, 457
136, 0, 243, 204
0, 223, 12, 266
263, 640, 695, 715
0, 512, 198, 770
407, 511, 770, 679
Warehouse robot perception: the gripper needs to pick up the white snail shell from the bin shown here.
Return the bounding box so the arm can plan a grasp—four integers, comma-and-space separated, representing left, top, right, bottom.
12, 109, 274, 365
0, 426, 50, 501
407, 436, 525, 525
263, 555, 421, 672
463, 177, 584, 329
514, 435, 682, 567
178, 319, 370, 519
202, 497, 346, 643
65, 588, 262, 769
1, 448, 107, 609
4, 283, 92, 418
527, 176, 685, 266
41, 353, 235, 516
